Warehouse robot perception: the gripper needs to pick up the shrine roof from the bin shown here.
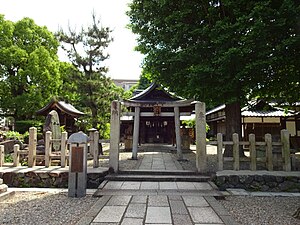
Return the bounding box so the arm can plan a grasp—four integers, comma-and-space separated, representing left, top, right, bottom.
129, 83, 183, 102
36, 99, 84, 117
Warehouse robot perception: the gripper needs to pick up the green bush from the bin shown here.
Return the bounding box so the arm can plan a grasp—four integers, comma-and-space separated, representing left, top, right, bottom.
15, 120, 43, 134
4, 154, 13, 163
5, 131, 22, 140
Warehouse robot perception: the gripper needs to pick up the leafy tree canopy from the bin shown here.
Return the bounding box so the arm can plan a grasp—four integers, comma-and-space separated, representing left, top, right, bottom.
0, 15, 62, 120
56, 13, 124, 136
128, 0, 300, 106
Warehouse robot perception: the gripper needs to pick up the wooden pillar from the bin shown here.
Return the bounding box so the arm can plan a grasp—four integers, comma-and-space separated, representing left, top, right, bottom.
13, 144, 20, 167
132, 106, 140, 160
0, 145, 4, 167
60, 131, 68, 168
93, 131, 99, 168
249, 134, 257, 171
109, 100, 120, 172
233, 133, 239, 171
28, 127, 37, 167
45, 131, 52, 168
174, 106, 183, 160
281, 129, 291, 171
217, 133, 223, 171
195, 102, 207, 173
265, 133, 273, 171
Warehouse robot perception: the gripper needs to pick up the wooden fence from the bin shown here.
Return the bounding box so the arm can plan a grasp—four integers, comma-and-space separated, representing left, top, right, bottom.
0, 127, 108, 168
208, 129, 298, 172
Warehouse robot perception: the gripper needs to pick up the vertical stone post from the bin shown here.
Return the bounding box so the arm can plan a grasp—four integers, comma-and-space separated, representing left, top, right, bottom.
217, 133, 223, 171
281, 129, 291, 172
60, 131, 68, 168
265, 133, 273, 171
13, 144, 20, 167
68, 132, 89, 197
88, 128, 97, 156
233, 133, 239, 171
249, 134, 257, 171
132, 106, 140, 160
28, 127, 37, 167
0, 145, 4, 167
195, 102, 207, 173
45, 131, 52, 168
93, 131, 99, 168
174, 106, 183, 160
109, 100, 120, 172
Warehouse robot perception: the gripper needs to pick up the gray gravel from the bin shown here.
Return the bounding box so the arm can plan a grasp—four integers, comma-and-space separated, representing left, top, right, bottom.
0, 192, 98, 225
220, 196, 300, 225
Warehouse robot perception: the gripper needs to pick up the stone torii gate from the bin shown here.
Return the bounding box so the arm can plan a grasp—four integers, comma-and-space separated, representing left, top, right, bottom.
109, 100, 207, 173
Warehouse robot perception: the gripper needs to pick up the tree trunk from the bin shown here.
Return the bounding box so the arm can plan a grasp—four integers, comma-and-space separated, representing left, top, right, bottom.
223, 101, 245, 157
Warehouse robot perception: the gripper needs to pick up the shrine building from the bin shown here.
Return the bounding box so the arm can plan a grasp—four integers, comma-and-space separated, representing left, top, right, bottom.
121, 83, 195, 158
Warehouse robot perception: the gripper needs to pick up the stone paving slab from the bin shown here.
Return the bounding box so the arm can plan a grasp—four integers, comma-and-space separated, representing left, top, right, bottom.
188, 207, 224, 224
125, 203, 146, 218
93, 206, 127, 223
145, 206, 172, 224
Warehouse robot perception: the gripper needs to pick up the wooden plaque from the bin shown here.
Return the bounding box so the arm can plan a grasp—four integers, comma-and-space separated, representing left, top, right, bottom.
71, 147, 84, 173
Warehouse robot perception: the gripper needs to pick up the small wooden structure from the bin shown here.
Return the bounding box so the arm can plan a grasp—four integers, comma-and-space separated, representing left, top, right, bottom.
206, 100, 300, 144
36, 100, 84, 134
121, 83, 195, 156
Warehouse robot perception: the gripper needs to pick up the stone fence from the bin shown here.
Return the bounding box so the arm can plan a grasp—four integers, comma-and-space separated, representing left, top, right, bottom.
209, 129, 299, 172
0, 127, 108, 169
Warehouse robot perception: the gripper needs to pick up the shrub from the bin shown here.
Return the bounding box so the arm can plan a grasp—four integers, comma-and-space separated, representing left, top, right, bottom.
15, 120, 43, 134
5, 131, 22, 140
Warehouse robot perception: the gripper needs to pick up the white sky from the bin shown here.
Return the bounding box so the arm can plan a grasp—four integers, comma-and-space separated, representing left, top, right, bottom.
0, 0, 143, 80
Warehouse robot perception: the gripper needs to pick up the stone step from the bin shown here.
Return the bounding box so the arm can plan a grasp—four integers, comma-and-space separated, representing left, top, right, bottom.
93, 189, 223, 197
105, 174, 210, 182
119, 169, 200, 176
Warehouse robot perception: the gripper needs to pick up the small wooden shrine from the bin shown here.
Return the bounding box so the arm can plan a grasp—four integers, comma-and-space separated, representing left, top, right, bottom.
121, 83, 194, 150
36, 99, 84, 133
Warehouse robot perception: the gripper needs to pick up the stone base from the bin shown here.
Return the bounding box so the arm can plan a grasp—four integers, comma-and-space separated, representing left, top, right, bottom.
0, 167, 109, 189
214, 170, 300, 192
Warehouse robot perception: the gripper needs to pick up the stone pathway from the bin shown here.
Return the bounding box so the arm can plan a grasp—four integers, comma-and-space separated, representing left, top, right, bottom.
137, 152, 183, 170
77, 146, 239, 225
77, 180, 238, 225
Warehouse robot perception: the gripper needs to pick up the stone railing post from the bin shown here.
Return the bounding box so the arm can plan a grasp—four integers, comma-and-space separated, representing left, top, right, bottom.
0, 145, 4, 167
45, 131, 52, 167
281, 129, 291, 172
217, 133, 223, 171
233, 133, 239, 171
68, 132, 89, 197
60, 131, 68, 168
132, 106, 140, 160
28, 127, 37, 167
13, 144, 20, 167
109, 100, 120, 172
88, 128, 97, 156
93, 131, 99, 168
174, 106, 183, 160
195, 102, 207, 173
265, 133, 273, 171
249, 134, 256, 171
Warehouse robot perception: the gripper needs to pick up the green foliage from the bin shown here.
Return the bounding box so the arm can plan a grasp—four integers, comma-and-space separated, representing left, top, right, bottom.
127, 0, 300, 105
123, 83, 139, 100
15, 120, 43, 134
4, 154, 13, 163
56, 13, 124, 136
0, 15, 62, 120
4, 131, 22, 140
182, 118, 210, 132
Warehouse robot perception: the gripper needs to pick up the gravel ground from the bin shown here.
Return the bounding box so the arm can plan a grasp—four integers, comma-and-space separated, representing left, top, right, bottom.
220, 196, 300, 225
0, 191, 98, 225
